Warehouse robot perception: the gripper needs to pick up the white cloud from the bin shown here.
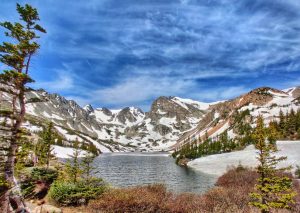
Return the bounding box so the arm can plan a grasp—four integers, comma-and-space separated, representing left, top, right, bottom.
33, 71, 74, 92
188, 86, 249, 102
91, 76, 195, 106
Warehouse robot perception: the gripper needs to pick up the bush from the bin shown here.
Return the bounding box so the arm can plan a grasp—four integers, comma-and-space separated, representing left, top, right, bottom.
86, 167, 300, 213
88, 184, 169, 212
20, 167, 58, 199
48, 178, 107, 206
296, 165, 300, 178
31, 167, 58, 183
216, 166, 258, 189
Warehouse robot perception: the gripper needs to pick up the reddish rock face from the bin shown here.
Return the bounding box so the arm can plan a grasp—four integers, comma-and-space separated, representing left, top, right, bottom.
292, 87, 300, 99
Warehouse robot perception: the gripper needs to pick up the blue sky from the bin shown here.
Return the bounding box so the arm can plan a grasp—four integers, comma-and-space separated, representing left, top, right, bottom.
1, 0, 300, 111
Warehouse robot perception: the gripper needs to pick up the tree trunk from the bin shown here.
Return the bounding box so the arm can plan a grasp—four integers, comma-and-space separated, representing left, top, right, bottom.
0, 126, 11, 212
0, 84, 29, 212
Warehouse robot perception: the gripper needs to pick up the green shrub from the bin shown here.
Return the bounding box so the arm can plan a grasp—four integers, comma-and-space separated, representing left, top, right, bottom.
296, 165, 300, 178
20, 167, 58, 198
0, 175, 9, 195
48, 178, 107, 206
31, 167, 58, 183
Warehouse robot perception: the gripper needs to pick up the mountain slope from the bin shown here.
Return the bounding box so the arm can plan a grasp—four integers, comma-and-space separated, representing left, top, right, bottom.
1, 89, 215, 152
174, 86, 300, 149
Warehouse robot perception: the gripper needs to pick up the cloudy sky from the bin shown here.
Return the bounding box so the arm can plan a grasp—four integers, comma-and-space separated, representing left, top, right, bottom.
1, 0, 300, 110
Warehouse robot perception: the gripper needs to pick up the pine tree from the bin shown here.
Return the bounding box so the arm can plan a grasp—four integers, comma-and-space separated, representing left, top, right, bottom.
0, 4, 46, 212
65, 139, 82, 184
36, 122, 54, 169
81, 153, 97, 185
220, 130, 229, 152
287, 109, 296, 137
249, 116, 296, 213
278, 110, 285, 138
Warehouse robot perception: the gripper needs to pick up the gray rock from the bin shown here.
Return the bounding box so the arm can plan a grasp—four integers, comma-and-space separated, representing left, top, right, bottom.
33, 204, 62, 213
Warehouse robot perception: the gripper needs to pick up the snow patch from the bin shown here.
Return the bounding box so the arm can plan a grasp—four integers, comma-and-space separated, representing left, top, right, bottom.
51, 145, 87, 158
188, 141, 300, 177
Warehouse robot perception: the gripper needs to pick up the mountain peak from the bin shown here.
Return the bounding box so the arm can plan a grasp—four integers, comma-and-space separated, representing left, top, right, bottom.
83, 104, 94, 113
283, 86, 300, 98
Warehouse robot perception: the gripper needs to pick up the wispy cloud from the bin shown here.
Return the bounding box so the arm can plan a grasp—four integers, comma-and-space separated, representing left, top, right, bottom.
1, 0, 300, 110
33, 69, 74, 92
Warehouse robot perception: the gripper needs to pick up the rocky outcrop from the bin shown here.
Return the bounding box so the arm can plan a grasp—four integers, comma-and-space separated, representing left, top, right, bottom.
292, 87, 300, 99
116, 107, 144, 124
153, 124, 172, 136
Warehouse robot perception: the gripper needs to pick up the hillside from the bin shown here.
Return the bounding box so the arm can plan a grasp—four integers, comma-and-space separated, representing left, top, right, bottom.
174, 86, 300, 150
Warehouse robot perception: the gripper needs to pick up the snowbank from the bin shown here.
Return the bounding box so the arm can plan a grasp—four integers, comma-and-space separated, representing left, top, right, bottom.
188, 141, 300, 177
51, 145, 88, 158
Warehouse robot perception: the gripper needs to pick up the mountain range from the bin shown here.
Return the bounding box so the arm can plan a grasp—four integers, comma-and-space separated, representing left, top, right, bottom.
1, 86, 300, 153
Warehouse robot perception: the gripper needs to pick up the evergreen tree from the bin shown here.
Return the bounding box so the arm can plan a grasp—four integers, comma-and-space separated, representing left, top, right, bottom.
0, 4, 45, 212
286, 109, 296, 137
65, 139, 82, 184
36, 122, 54, 169
15, 134, 33, 175
81, 153, 97, 185
295, 165, 300, 179
278, 110, 285, 138
249, 116, 296, 213
220, 130, 229, 152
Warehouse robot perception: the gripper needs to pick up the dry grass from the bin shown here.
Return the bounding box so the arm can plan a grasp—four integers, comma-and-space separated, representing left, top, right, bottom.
63, 167, 300, 213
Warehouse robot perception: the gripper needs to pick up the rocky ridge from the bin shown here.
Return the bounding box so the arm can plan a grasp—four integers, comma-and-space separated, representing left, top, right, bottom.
13, 90, 213, 152
1, 86, 299, 153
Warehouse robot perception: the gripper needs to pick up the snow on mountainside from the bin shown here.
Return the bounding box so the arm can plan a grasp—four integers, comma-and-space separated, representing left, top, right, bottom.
1, 88, 214, 153
174, 86, 300, 149
1, 86, 299, 154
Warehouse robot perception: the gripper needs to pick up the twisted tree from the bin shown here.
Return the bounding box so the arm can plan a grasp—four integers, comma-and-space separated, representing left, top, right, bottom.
0, 4, 46, 212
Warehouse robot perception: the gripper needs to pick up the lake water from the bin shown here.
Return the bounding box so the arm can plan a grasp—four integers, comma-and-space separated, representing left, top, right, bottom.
93, 152, 216, 194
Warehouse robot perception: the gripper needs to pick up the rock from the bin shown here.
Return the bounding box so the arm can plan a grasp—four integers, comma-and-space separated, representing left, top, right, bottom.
116, 107, 144, 124
292, 86, 300, 98
33, 204, 62, 213
153, 124, 172, 136
177, 158, 190, 166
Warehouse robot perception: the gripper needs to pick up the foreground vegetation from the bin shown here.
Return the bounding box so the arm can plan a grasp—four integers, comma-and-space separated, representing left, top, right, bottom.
1, 3, 299, 213
56, 166, 299, 213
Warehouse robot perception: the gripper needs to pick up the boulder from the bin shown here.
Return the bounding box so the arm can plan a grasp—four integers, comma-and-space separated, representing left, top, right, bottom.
33, 204, 62, 213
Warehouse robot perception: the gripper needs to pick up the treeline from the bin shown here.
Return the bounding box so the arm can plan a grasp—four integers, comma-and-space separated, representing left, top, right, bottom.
173, 109, 300, 162
172, 131, 240, 161
272, 108, 300, 140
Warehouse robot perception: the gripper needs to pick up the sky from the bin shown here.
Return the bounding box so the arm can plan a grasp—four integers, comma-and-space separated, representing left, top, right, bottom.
0, 0, 300, 111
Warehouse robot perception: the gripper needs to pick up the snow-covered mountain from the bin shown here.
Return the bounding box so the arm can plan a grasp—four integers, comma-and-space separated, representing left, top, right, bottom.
1, 86, 299, 153
11, 89, 214, 152
174, 86, 300, 149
